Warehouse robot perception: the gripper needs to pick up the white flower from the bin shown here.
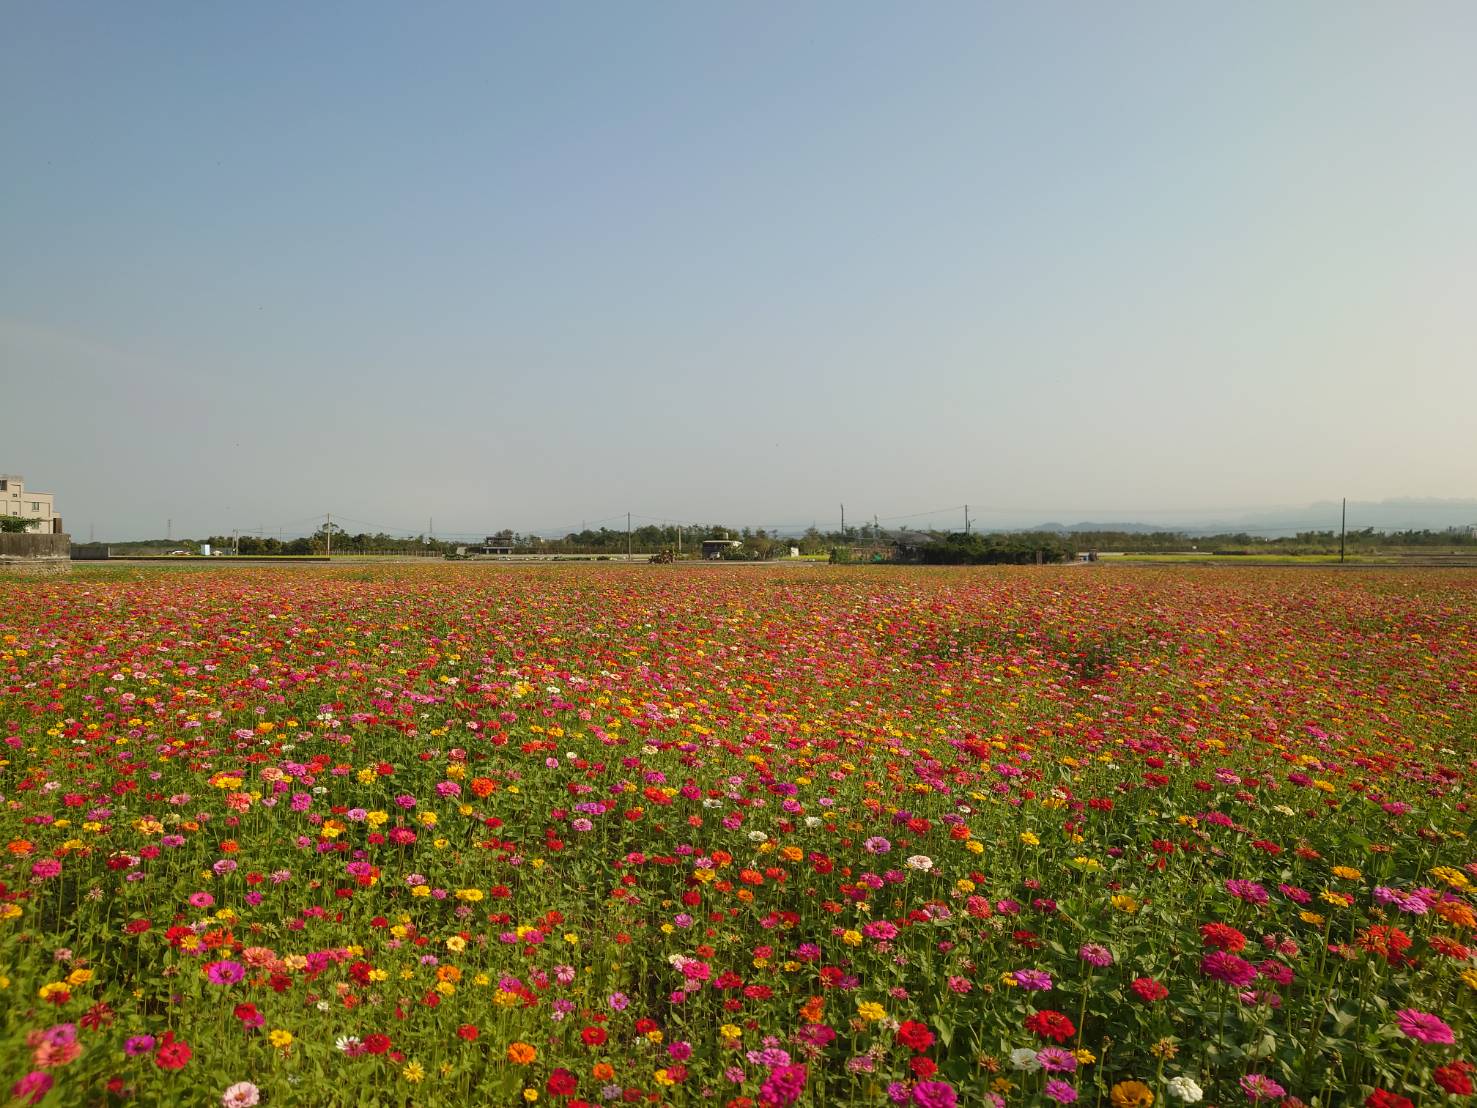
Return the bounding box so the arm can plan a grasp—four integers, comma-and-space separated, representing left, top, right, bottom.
335, 1035, 361, 1053
1009, 1047, 1042, 1072
905, 855, 934, 872
804, 817, 823, 829
747, 831, 769, 843
221, 1083, 261, 1108
1167, 1076, 1203, 1103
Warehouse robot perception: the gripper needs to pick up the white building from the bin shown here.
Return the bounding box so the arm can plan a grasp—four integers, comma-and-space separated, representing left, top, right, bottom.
0, 474, 59, 532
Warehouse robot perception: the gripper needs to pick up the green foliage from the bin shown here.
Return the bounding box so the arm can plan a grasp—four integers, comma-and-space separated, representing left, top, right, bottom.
917, 531, 1074, 565
0, 516, 38, 533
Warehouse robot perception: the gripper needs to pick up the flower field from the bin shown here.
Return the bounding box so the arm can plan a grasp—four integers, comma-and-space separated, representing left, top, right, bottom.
2, 564, 1475, 1108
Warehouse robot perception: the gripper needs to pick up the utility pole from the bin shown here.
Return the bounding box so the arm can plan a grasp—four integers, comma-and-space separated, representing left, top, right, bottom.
677, 524, 682, 557
1340, 498, 1346, 564
964, 504, 970, 534
167, 518, 172, 542
626, 512, 632, 561
326, 513, 332, 558
233, 529, 239, 556
840, 503, 845, 538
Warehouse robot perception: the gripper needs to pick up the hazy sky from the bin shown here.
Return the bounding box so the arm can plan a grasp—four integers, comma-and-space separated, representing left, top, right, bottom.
4, 3, 1474, 540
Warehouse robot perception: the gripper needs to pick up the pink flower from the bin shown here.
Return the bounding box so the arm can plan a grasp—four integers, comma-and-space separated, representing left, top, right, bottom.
1396, 1009, 1455, 1044
1201, 951, 1257, 987
1239, 1074, 1285, 1100
30, 859, 62, 879
9, 1073, 54, 1106
912, 1082, 958, 1108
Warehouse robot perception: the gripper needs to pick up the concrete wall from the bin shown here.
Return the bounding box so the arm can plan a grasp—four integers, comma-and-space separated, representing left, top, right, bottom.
0, 532, 72, 574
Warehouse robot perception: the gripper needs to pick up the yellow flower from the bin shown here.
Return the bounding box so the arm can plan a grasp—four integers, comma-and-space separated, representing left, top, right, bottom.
841, 930, 862, 946
1320, 890, 1354, 908
1111, 894, 1139, 914
965, 840, 984, 854
522, 1090, 538, 1103
1432, 866, 1470, 890
268, 1028, 294, 1049
455, 888, 483, 902
66, 968, 94, 987
857, 1001, 885, 1022
1299, 910, 1326, 926
654, 1069, 675, 1086
446, 936, 467, 952
1331, 866, 1362, 880
1019, 832, 1040, 846
720, 1024, 742, 1040
403, 1061, 425, 1083
38, 982, 68, 999
1461, 968, 1477, 991
1074, 1048, 1096, 1065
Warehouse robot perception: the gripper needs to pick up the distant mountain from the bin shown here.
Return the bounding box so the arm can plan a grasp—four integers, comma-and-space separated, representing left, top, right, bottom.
1028, 499, 1477, 538
1031, 522, 1170, 534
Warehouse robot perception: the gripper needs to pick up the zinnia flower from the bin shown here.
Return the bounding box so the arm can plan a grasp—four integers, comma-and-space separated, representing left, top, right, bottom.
1395, 1008, 1455, 1044
221, 1082, 260, 1107
1111, 1080, 1154, 1108
1201, 951, 1257, 987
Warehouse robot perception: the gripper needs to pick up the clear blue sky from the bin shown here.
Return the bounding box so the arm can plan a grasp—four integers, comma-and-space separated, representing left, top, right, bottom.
4, 3, 1474, 540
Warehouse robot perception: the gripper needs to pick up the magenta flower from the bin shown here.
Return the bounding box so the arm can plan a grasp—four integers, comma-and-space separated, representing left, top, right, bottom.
9, 1072, 54, 1106
1201, 951, 1257, 987
206, 960, 245, 985
1239, 1074, 1286, 1100
1036, 1047, 1078, 1073
30, 860, 62, 879
1013, 969, 1053, 991
759, 1063, 807, 1106
1043, 1079, 1078, 1104
1396, 1008, 1455, 1044
911, 1081, 957, 1108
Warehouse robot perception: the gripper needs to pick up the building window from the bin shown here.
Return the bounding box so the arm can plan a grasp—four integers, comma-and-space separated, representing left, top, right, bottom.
31, 502, 41, 511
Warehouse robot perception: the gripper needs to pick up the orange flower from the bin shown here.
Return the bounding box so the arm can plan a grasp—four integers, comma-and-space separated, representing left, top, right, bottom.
1435, 900, 1476, 929
507, 1041, 537, 1065
592, 1062, 615, 1082
1111, 1081, 1154, 1108
471, 777, 497, 798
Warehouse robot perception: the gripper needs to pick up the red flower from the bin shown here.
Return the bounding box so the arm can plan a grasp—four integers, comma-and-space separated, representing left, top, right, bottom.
1366, 1090, 1414, 1108
154, 1032, 192, 1071
581, 1027, 608, 1047
547, 1069, 578, 1096
909, 1056, 937, 1079
1200, 922, 1247, 952
1434, 1061, 1475, 1096
364, 1034, 392, 1055
1130, 977, 1168, 1003
1024, 1010, 1076, 1043
457, 1024, 479, 1042
896, 1020, 935, 1052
